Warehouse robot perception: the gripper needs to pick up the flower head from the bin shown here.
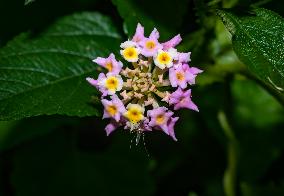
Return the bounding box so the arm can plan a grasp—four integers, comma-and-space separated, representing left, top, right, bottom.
148, 107, 173, 134
139, 28, 162, 57
154, 48, 177, 69
86, 24, 202, 141
105, 119, 123, 136
86, 73, 108, 96
132, 23, 145, 43
120, 41, 140, 62
124, 104, 145, 124
168, 117, 179, 141
98, 74, 123, 95
177, 52, 191, 63
169, 65, 188, 89
162, 34, 182, 50
169, 63, 203, 88
187, 66, 203, 85
169, 88, 199, 111
102, 94, 126, 122
93, 53, 123, 74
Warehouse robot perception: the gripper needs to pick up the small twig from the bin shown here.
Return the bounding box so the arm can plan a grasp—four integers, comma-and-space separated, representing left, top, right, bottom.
218, 111, 238, 196
219, 75, 238, 196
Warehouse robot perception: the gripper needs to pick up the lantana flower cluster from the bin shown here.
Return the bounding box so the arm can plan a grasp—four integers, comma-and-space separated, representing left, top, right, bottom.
86, 24, 202, 141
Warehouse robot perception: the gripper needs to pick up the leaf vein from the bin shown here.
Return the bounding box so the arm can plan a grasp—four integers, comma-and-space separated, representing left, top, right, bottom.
0, 67, 59, 78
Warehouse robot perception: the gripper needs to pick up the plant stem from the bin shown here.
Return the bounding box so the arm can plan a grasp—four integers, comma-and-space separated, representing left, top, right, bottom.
218, 111, 238, 196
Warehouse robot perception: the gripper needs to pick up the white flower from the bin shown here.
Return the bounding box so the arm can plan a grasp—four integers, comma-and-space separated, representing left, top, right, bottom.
99, 74, 123, 95
154, 48, 177, 69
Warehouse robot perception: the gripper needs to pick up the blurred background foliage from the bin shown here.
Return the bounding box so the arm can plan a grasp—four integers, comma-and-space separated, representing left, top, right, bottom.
0, 0, 284, 195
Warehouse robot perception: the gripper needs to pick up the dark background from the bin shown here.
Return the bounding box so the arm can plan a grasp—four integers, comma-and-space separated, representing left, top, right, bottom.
0, 0, 284, 195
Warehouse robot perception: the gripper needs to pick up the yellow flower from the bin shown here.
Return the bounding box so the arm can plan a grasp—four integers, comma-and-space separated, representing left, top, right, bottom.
120, 41, 140, 62
124, 104, 144, 124
121, 47, 139, 62
154, 49, 177, 69
157, 52, 171, 64
100, 75, 123, 95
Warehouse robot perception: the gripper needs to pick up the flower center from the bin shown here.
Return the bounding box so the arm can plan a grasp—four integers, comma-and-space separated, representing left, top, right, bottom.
145, 40, 156, 50
157, 52, 171, 64
176, 72, 185, 81
106, 105, 117, 116
105, 76, 119, 91
123, 47, 138, 60
105, 62, 113, 72
180, 96, 187, 103
124, 104, 144, 124
121, 67, 155, 101
156, 114, 165, 125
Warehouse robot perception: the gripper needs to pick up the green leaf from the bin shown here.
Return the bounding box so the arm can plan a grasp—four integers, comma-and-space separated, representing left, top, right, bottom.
0, 12, 122, 121
217, 8, 284, 96
111, 0, 189, 39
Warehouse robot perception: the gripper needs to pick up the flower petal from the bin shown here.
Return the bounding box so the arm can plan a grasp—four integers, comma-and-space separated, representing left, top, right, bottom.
162, 34, 182, 50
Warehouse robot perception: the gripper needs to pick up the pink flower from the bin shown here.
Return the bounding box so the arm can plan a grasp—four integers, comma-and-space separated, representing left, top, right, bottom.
87, 73, 124, 97
86, 73, 108, 96
105, 119, 124, 136
132, 23, 145, 43
139, 28, 162, 57
86, 77, 97, 87
147, 107, 173, 134
177, 52, 191, 63
169, 88, 199, 111
169, 65, 190, 89
183, 64, 203, 85
142, 118, 153, 131
86, 73, 104, 87
93, 53, 123, 74
162, 34, 182, 50
168, 117, 179, 141
101, 94, 126, 122
169, 64, 201, 88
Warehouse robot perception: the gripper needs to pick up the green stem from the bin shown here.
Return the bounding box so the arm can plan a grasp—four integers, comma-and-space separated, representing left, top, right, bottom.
218, 111, 238, 196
